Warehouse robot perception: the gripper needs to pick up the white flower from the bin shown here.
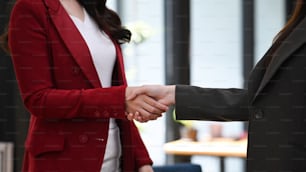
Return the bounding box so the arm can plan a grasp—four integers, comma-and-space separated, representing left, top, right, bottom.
126, 21, 155, 45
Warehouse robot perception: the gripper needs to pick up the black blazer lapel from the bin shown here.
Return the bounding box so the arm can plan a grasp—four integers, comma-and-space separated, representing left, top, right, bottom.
43, 0, 102, 88
252, 17, 306, 103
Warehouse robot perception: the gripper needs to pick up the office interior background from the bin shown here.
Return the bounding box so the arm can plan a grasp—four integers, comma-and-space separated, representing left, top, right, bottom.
0, 0, 294, 171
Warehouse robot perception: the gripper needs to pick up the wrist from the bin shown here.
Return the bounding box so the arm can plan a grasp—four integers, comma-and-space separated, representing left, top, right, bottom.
125, 86, 137, 101
167, 85, 176, 105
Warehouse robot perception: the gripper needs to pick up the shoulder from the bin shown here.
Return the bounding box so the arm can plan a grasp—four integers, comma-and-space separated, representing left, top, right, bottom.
9, 0, 49, 37
10, 0, 47, 24
295, 16, 306, 42
301, 21, 306, 42
14, 0, 45, 7
11, 0, 46, 16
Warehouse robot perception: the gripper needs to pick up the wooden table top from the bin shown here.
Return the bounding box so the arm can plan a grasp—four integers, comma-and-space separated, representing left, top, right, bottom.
164, 138, 247, 158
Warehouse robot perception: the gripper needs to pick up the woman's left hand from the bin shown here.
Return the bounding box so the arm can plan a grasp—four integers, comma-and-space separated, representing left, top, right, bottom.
138, 165, 154, 172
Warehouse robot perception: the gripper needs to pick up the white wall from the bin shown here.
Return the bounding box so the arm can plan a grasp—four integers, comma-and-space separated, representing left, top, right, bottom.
115, 0, 166, 165
191, 1, 244, 171
255, 0, 285, 62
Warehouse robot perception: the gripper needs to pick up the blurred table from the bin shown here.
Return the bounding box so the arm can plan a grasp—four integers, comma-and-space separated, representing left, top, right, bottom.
164, 138, 247, 172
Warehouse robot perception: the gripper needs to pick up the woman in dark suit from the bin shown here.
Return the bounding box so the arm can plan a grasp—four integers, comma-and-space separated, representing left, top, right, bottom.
0, 0, 167, 171
130, 0, 306, 171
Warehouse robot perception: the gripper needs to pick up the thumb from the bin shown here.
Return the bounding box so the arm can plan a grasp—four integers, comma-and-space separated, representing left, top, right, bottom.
126, 87, 138, 100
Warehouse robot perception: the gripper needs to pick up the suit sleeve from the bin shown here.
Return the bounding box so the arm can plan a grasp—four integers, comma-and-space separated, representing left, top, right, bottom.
175, 85, 249, 121
8, 1, 126, 119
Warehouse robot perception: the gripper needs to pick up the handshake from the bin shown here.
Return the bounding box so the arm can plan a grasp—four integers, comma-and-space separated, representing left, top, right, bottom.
125, 85, 176, 122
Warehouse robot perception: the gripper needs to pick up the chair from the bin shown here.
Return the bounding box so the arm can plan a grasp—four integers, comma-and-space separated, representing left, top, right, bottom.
152, 163, 202, 172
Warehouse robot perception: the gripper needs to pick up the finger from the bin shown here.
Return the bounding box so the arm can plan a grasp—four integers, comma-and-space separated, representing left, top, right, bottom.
134, 113, 149, 123
142, 96, 168, 114
126, 112, 135, 121
141, 113, 161, 122
135, 109, 151, 121
136, 118, 149, 123
131, 111, 147, 122
148, 97, 169, 112
136, 110, 158, 122
150, 113, 162, 120
140, 111, 161, 121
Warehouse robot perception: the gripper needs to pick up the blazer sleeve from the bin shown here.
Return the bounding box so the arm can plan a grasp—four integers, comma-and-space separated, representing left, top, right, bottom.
175, 85, 249, 121
130, 122, 153, 168
8, 1, 126, 119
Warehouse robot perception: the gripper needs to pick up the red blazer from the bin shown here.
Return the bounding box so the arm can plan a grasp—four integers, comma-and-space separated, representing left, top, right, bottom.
8, 0, 152, 171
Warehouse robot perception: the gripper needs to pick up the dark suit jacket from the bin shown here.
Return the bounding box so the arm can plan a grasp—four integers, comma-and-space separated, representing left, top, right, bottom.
8, 0, 152, 171
176, 16, 306, 171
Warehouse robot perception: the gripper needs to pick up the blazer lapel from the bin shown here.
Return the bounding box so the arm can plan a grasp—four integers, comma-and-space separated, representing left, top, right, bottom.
113, 43, 127, 86
44, 0, 101, 88
252, 17, 306, 103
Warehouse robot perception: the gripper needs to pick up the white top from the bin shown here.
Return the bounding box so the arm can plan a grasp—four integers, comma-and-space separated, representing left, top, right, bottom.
70, 9, 116, 88
69, 9, 121, 172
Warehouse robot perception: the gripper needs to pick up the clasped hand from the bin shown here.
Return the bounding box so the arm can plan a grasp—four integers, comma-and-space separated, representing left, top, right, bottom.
125, 85, 175, 122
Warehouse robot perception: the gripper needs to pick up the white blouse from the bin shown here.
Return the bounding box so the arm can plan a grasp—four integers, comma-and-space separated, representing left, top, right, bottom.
69, 9, 121, 172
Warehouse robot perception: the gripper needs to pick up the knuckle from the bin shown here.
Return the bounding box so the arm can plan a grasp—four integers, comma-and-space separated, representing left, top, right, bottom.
150, 107, 156, 113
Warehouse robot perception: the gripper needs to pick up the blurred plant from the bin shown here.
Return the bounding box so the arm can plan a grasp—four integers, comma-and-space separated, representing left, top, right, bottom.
173, 109, 195, 128
126, 21, 155, 45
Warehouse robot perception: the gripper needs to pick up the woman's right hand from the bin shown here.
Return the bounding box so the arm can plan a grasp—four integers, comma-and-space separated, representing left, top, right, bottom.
125, 87, 169, 122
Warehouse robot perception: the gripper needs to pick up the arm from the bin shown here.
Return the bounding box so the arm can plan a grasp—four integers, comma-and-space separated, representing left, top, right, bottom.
128, 85, 249, 122
176, 85, 249, 121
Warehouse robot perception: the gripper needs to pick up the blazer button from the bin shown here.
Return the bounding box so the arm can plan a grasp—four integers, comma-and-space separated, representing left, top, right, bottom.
72, 66, 81, 74
113, 112, 118, 117
103, 110, 110, 117
94, 110, 100, 117
254, 109, 264, 119
79, 135, 89, 144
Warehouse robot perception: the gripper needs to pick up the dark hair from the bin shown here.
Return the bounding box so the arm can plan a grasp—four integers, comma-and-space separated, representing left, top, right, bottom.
0, 0, 131, 54
0, 29, 9, 54
0, 0, 12, 54
274, 0, 306, 42
263, 0, 306, 66
77, 0, 131, 43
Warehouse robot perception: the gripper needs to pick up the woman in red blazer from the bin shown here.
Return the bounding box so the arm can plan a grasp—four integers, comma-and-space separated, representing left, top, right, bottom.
1, 0, 166, 171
